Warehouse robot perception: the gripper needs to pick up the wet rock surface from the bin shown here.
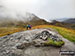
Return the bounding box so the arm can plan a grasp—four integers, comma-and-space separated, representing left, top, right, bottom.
0, 28, 75, 56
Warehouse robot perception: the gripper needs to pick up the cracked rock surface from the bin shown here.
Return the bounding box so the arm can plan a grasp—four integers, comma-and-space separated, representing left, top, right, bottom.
0, 28, 75, 56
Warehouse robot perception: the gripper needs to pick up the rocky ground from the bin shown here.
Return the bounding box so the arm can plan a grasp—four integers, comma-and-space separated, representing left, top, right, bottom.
0, 28, 75, 56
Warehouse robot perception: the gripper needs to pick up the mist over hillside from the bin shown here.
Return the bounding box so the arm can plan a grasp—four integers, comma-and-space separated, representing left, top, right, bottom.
0, 12, 37, 22
0, 12, 49, 27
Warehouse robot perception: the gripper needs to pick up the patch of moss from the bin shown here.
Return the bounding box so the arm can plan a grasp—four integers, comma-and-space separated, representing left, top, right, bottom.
44, 38, 64, 47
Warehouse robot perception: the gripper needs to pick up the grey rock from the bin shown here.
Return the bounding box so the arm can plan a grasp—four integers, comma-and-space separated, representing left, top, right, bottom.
32, 39, 45, 47
0, 28, 75, 56
16, 42, 31, 49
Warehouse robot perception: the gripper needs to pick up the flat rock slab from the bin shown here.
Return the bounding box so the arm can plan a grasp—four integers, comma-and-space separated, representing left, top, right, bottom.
0, 28, 75, 56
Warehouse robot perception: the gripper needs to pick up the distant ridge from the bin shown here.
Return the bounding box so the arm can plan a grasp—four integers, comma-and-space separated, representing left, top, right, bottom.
63, 18, 75, 24
50, 19, 75, 29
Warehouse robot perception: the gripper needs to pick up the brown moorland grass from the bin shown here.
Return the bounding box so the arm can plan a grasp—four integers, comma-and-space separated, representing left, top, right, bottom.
0, 25, 75, 42
0, 27, 25, 37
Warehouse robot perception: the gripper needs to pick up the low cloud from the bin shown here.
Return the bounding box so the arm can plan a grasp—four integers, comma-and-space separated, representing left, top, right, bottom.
0, 0, 75, 21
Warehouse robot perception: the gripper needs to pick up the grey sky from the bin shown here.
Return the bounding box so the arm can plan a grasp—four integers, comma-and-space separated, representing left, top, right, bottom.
0, 0, 75, 21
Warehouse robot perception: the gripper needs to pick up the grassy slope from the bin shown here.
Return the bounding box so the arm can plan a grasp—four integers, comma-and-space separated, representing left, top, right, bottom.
0, 27, 25, 37
0, 25, 75, 42
33, 25, 75, 42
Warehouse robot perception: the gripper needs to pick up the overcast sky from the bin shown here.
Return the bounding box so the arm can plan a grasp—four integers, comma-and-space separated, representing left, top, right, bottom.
0, 0, 75, 21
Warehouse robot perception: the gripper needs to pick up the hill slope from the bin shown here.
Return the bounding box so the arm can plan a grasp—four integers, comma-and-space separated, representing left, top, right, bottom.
63, 18, 75, 24
0, 25, 75, 43
50, 20, 75, 29
0, 13, 49, 27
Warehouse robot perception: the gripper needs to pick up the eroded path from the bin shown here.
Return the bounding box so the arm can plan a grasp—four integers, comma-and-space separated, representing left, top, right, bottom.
0, 28, 75, 56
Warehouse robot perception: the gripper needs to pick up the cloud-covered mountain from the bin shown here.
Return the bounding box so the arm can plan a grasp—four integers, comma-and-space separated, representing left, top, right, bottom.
0, 12, 49, 27
0, 12, 36, 22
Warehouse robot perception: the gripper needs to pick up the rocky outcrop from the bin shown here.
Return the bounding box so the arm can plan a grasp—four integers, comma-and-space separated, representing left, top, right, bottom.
0, 28, 74, 56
